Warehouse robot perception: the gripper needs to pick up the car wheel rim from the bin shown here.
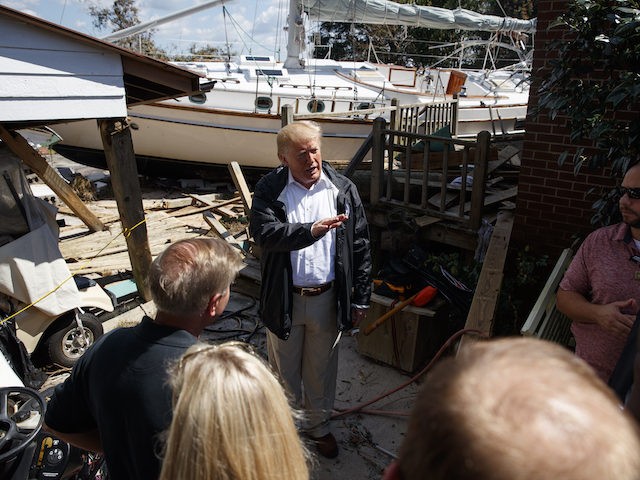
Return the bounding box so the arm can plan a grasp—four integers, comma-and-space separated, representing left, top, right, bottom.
61, 327, 94, 359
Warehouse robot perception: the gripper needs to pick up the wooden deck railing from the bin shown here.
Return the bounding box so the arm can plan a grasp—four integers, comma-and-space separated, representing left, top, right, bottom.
370, 116, 490, 232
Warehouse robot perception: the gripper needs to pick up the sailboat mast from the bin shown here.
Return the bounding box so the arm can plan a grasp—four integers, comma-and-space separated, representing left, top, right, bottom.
284, 0, 303, 69
99, 0, 234, 42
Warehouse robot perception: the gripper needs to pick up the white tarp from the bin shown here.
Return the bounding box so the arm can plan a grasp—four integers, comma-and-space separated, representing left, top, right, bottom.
0, 146, 81, 316
301, 0, 537, 33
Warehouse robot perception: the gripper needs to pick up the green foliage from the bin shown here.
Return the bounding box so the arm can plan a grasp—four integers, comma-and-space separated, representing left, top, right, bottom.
536, 0, 640, 225
495, 246, 549, 335
423, 250, 481, 288
170, 44, 226, 62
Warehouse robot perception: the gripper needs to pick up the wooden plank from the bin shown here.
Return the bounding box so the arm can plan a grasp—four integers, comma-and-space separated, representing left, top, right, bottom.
446, 186, 518, 214
60, 211, 189, 260
161, 193, 223, 209
428, 191, 458, 208
203, 211, 244, 249
459, 210, 515, 348
413, 215, 441, 227
99, 118, 151, 301
228, 161, 253, 216
60, 211, 206, 275
469, 131, 490, 230
171, 195, 241, 217
0, 125, 106, 232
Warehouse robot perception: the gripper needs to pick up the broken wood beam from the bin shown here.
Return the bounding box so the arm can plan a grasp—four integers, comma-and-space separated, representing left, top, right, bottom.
99, 118, 151, 301
0, 125, 106, 232
203, 211, 245, 251
228, 161, 253, 217
459, 210, 515, 349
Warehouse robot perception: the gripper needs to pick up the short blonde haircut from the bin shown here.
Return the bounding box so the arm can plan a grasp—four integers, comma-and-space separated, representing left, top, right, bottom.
148, 238, 243, 317
277, 121, 322, 156
160, 342, 310, 480
400, 337, 640, 480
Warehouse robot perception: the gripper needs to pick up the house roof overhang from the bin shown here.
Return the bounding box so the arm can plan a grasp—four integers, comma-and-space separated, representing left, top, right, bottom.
0, 5, 202, 130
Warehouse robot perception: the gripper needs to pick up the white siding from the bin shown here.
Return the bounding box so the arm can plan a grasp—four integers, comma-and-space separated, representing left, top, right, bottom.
0, 15, 127, 122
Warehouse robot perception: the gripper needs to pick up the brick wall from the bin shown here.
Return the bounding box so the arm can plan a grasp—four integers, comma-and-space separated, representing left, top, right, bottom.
513, 0, 615, 255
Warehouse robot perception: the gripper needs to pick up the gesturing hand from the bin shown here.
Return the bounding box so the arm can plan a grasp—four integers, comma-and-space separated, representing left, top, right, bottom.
311, 214, 348, 238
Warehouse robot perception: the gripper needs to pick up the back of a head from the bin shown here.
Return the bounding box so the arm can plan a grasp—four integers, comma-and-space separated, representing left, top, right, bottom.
159, 342, 309, 480
399, 337, 640, 480
277, 121, 322, 156
147, 238, 243, 317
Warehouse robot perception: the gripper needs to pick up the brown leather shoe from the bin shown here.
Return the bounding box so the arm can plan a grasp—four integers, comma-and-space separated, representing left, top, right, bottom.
309, 432, 339, 459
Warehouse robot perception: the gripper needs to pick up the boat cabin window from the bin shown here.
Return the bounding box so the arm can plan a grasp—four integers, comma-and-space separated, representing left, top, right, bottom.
188, 93, 207, 104
255, 96, 273, 111
357, 102, 375, 110
307, 100, 325, 113
257, 69, 285, 77
245, 67, 290, 81
245, 56, 272, 62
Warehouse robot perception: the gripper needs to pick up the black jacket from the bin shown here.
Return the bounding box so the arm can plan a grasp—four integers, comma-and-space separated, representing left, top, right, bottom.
249, 163, 372, 340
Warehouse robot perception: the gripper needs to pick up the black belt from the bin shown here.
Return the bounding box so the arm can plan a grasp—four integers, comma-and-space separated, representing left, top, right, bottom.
293, 281, 334, 297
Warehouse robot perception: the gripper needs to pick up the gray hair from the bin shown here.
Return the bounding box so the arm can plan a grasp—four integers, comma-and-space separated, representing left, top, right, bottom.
148, 238, 243, 316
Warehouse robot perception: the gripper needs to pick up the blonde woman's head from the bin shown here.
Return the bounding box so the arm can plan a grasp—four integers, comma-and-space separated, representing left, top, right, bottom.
160, 342, 310, 480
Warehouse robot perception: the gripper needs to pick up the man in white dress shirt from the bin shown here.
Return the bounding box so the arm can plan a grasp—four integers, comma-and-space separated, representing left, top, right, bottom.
249, 121, 372, 458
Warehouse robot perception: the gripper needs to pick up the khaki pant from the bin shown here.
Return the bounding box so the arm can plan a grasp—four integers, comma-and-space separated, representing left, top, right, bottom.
267, 286, 339, 437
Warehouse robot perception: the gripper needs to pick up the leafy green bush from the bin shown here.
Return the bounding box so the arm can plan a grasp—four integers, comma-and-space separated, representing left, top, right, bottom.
536, 0, 640, 224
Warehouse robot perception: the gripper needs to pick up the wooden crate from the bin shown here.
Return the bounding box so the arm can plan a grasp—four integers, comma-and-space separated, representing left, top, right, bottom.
357, 293, 442, 372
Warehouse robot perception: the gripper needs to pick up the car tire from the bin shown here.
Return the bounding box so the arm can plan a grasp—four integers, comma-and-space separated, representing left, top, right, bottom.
45, 312, 103, 368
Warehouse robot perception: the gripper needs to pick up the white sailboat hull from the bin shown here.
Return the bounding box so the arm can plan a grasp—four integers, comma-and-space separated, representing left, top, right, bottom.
51, 102, 374, 170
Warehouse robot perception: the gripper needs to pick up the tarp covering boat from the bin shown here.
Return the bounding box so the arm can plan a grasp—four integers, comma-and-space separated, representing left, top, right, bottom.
300, 0, 536, 33
0, 145, 81, 316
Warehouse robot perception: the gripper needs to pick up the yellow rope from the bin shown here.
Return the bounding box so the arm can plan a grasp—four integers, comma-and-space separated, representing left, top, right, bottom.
0, 218, 147, 326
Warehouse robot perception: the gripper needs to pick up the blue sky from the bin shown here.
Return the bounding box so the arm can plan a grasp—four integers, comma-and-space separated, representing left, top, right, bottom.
1, 0, 290, 58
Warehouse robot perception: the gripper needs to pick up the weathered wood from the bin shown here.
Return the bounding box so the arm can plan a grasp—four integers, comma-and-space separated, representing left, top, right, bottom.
469, 131, 490, 230
60, 211, 207, 275
171, 195, 241, 217
60, 211, 189, 259
0, 125, 106, 232
413, 215, 441, 227
158, 193, 225, 210
98, 118, 151, 300
419, 223, 477, 251
459, 210, 515, 348
428, 191, 458, 209
370, 117, 386, 206
228, 161, 253, 216
445, 186, 518, 215
281, 104, 294, 127
203, 211, 244, 249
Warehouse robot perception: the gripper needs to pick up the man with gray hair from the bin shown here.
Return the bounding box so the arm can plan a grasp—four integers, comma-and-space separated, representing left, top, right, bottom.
45, 238, 243, 480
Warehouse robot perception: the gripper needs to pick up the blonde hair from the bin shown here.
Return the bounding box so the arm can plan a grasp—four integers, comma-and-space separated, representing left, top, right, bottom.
277, 121, 322, 156
148, 238, 243, 317
399, 337, 640, 480
159, 342, 310, 480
